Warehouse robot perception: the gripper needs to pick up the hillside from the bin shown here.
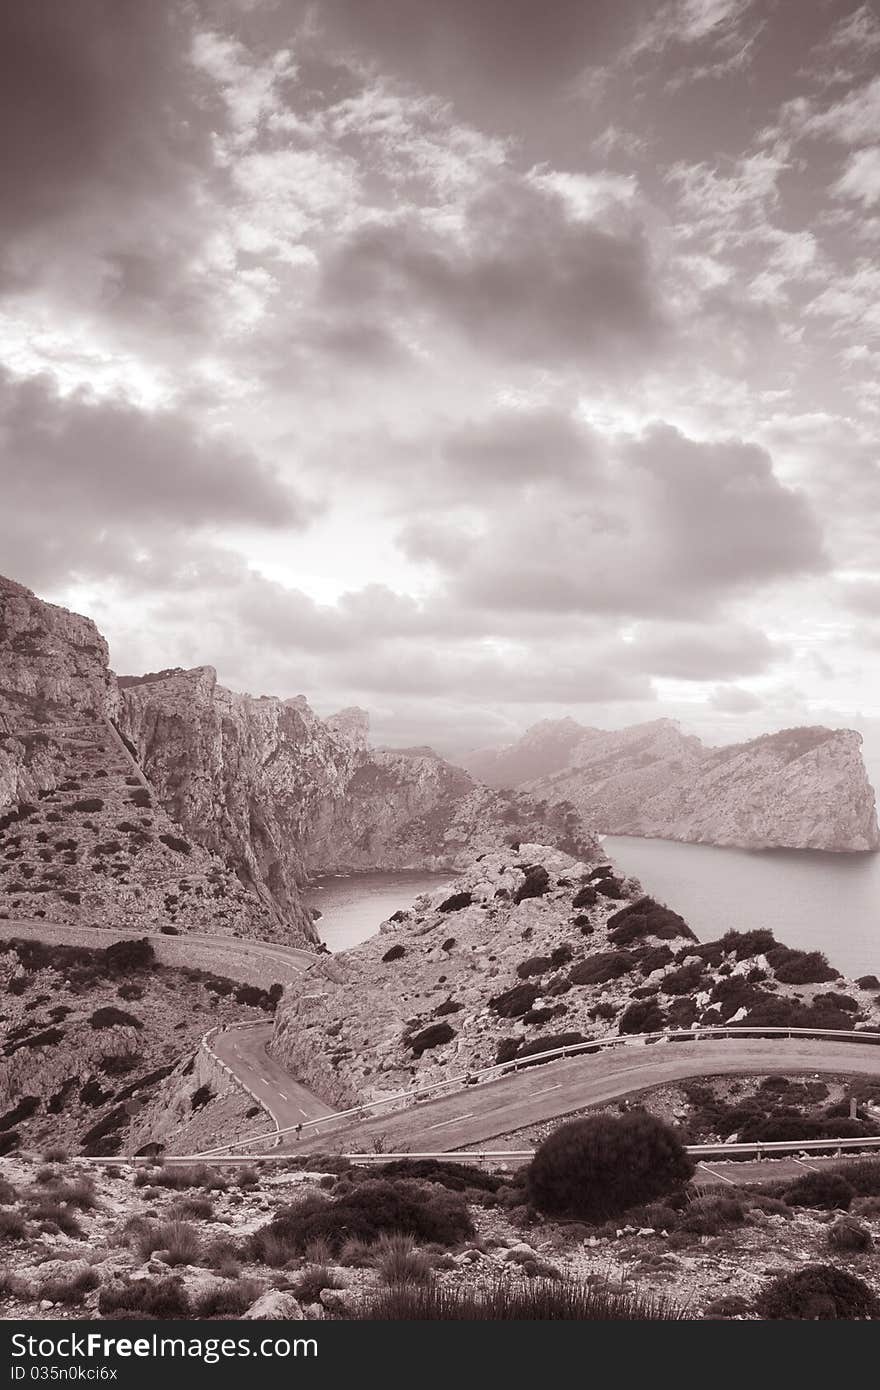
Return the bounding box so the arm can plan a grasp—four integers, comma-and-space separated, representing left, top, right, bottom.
270, 843, 880, 1108
460, 718, 880, 852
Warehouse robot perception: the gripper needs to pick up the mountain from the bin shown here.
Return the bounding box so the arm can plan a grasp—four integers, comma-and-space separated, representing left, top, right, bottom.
0, 576, 598, 946
460, 717, 880, 852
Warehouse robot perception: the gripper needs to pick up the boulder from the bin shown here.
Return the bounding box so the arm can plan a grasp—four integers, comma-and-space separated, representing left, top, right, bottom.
242, 1291, 305, 1320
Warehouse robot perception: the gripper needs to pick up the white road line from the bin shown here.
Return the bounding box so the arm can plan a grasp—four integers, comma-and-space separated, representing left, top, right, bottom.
698, 1162, 737, 1186
278, 1092, 288, 1101
792, 1156, 821, 1171
259, 1077, 269, 1085
298, 1108, 308, 1118
532, 1083, 563, 1098
428, 1112, 473, 1130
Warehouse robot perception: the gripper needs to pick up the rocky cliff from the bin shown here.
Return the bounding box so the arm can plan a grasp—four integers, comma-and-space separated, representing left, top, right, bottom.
270, 843, 880, 1108
461, 718, 880, 852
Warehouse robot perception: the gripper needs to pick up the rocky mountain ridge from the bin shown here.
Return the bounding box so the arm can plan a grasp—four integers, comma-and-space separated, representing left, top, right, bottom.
461, 718, 880, 852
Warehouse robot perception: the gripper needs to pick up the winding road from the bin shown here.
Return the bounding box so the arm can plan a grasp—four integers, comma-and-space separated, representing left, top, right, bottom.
0, 917, 318, 987
212, 1024, 333, 1129
204, 1031, 880, 1158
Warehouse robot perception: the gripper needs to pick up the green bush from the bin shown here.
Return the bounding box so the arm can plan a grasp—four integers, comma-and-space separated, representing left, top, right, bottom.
755, 1265, 879, 1320
526, 1113, 694, 1221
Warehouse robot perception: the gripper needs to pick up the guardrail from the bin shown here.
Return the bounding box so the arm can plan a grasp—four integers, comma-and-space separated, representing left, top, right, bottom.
195, 1023, 880, 1158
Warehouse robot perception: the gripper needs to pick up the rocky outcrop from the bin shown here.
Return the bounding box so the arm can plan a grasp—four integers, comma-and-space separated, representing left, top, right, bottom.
302, 745, 597, 873
270, 843, 880, 1107
462, 718, 880, 852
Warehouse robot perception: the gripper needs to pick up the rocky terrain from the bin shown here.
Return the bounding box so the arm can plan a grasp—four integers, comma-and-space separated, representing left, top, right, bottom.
270, 845, 880, 1109
461, 718, 880, 852
1, 1133, 880, 1321
0, 933, 280, 1160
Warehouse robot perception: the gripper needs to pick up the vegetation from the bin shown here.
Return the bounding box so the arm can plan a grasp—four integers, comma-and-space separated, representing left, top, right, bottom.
754, 1265, 879, 1320
355, 1274, 683, 1320
527, 1114, 694, 1221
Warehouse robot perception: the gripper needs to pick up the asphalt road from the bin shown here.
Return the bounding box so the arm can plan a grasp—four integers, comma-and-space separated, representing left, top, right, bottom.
212, 1024, 334, 1130
0, 918, 317, 986
268, 1036, 880, 1156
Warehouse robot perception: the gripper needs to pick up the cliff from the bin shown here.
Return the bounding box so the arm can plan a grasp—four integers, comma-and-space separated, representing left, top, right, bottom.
0, 578, 289, 942
461, 718, 880, 852
270, 843, 880, 1108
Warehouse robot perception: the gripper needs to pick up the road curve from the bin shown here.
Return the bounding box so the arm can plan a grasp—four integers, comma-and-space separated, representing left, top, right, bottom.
0, 917, 317, 987
272, 1037, 880, 1156
212, 1025, 333, 1131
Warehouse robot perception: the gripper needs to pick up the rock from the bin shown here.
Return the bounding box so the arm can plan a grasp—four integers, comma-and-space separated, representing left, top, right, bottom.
319, 1288, 359, 1316
503, 1243, 539, 1264
242, 1291, 305, 1321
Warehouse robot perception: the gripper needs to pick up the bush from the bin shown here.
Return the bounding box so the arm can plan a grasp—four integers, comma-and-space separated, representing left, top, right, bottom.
133, 1164, 227, 1191
571, 885, 597, 909
292, 1264, 339, 1303
526, 1114, 694, 1221
103, 938, 155, 973
374, 1160, 505, 1194
40, 1268, 99, 1305
783, 1172, 854, 1211
433, 999, 463, 1017
770, 949, 838, 985
856, 975, 880, 990
158, 833, 191, 854
619, 1000, 667, 1034
382, 944, 405, 963
355, 1274, 682, 1320
514, 866, 550, 903
134, 1220, 202, 1266
251, 1180, 473, 1260
89, 1006, 142, 1030
516, 955, 551, 979
438, 892, 473, 913
98, 1277, 190, 1319
679, 1195, 745, 1236
372, 1233, 433, 1286
827, 1217, 872, 1253
192, 1280, 260, 1317
489, 982, 540, 1018
568, 952, 635, 986
755, 1264, 879, 1320
406, 1022, 455, 1056
71, 798, 104, 813
606, 897, 694, 946
660, 962, 706, 995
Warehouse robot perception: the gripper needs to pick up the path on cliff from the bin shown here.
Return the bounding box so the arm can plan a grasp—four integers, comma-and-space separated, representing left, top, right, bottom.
212, 1025, 334, 1130
233, 1036, 880, 1156
0, 918, 317, 987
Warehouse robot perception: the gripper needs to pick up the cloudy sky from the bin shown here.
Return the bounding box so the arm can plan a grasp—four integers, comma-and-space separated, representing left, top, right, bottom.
2, 1, 880, 759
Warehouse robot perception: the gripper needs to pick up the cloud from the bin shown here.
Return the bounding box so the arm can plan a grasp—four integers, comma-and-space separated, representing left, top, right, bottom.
832, 145, 880, 206
708, 684, 764, 712
622, 622, 783, 679
447, 424, 826, 618
0, 367, 313, 588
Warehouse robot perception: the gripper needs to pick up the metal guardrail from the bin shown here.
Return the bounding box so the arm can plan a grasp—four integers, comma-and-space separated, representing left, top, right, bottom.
196, 1023, 880, 1157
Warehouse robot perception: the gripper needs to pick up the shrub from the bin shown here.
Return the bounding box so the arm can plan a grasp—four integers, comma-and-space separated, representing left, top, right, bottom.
489, 982, 540, 1018
827, 1158, 880, 1196
98, 1277, 190, 1319
660, 962, 706, 995
134, 1220, 202, 1266
372, 1233, 433, 1286
783, 1172, 854, 1211
438, 892, 473, 913
158, 833, 191, 854
568, 952, 635, 986
382, 944, 405, 963
571, 885, 597, 911
0, 1209, 27, 1240
103, 938, 154, 973
374, 1160, 505, 1194
755, 1265, 880, 1320
355, 1274, 682, 1320
526, 1114, 694, 1221
514, 866, 550, 903
133, 1164, 226, 1191
433, 998, 463, 1017
606, 897, 694, 946
89, 1006, 142, 1030
190, 1085, 214, 1112
827, 1217, 872, 1253
40, 1268, 99, 1305
292, 1264, 340, 1302
856, 975, 880, 990
516, 955, 551, 979
679, 1195, 745, 1236
71, 798, 104, 813
251, 1180, 473, 1260
771, 949, 838, 984
513, 1032, 587, 1066
406, 1022, 455, 1056
169, 1196, 214, 1220
619, 1000, 667, 1034
595, 877, 625, 899
192, 1280, 260, 1317
704, 1294, 751, 1318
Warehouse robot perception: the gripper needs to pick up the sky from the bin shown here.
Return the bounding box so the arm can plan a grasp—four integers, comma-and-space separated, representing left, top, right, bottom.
1, 0, 880, 760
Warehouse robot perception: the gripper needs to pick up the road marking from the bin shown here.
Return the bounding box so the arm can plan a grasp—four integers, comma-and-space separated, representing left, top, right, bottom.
298, 1108, 308, 1118
531, 1083, 562, 1098
428, 1113, 473, 1130
697, 1161, 737, 1186
259, 1077, 269, 1085
792, 1156, 821, 1171
278, 1092, 288, 1101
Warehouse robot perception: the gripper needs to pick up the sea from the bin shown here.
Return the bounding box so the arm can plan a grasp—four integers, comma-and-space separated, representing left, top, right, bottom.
308, 841, 879, 980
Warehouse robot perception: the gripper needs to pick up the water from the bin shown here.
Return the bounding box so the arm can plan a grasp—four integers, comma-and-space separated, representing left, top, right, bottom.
604, 836, 880, 979
308, 871, 455, 953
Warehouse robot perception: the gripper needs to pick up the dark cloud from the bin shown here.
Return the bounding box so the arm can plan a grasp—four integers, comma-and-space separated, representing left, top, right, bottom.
623, 622, 784, 680
320, 180, 666, 369
0, 2, 216, 297
0, 368, 312, 588
448, 425, 826, 618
